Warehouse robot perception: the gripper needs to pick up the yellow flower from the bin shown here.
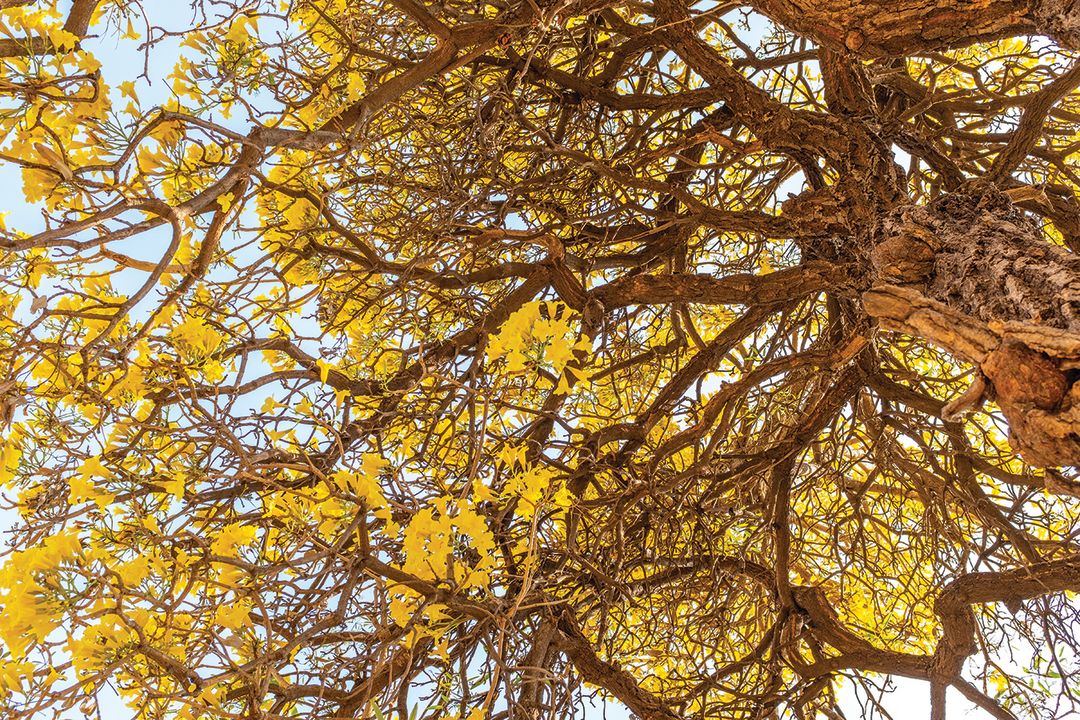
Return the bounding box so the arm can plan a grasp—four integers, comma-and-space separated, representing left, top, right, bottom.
210, 523, 257, 557
214, 601, 252, 631
116, 556, 150, 586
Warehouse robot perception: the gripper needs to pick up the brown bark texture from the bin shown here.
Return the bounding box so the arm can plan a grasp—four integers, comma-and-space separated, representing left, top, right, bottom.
755, 0, 1080, 54
867, 187, 1080, 466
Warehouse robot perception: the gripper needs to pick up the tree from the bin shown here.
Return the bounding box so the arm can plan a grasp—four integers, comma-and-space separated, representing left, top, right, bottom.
0, 0, 1079, 718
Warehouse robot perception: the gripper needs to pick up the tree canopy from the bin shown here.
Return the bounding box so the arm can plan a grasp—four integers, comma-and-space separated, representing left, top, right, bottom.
2, 0, 1080, 718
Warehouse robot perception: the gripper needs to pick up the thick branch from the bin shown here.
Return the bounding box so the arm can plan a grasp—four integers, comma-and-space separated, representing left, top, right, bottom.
556, 611, 684, 720
593, 262, 843, 309
752, 0, 1080, 56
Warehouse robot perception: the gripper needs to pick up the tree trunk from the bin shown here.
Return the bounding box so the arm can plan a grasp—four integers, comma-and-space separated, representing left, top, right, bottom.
754, 0, 1080, 56
865, 186, 1080, 467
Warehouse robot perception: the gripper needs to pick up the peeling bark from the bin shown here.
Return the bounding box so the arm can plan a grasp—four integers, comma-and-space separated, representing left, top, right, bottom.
865, 188, 1080, 466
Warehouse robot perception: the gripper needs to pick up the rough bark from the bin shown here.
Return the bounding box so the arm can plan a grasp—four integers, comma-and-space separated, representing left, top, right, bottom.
1034, 0, 1080, 48
866, 187, 1080, 467
876, 189, 1080, 331
754, 0, 1080, 56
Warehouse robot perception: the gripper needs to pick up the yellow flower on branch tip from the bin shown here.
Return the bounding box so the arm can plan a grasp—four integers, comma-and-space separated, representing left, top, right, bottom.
68, 475, 115, 510
122, 17, 140, 40
210, 523, 257, 557
0, 660, 33, 694
118, 80, 138, 103
315, 358, 334, 383
160, 474, 186, 500
388, 594, 415, 626
0, 441, 21, 487
171, 315, 224, 357
116, 556, 150, 586
214, 602, 252, 631
198, 684, 224, 709
77, 455, 109, 480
